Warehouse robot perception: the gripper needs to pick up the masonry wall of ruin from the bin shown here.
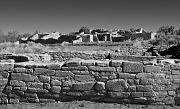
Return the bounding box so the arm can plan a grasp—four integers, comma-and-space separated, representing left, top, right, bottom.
0, 59, 180, 105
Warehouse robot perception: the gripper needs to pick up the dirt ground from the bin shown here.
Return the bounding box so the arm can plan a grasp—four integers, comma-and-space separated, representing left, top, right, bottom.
0, 101, 180, 109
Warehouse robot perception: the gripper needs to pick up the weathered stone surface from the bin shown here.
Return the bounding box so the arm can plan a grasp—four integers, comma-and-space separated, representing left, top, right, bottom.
39, 98, 56, 103
94, 82, 105, 91
0, 63, 14, 71
27, 82, 43, 89
95, 76, 109, 82
55, 70, 74, 77
11, 73, 38, 82
106, 79, 128, 92
122, 62, 143, 73
43, 83, 51, 90
108, 92, 130, 98
81, 60, 95, 66
136, 85, 153, 92
72, 82, 95, 91
139, 78, 154, 85
116, 67, 122, 72
110, 60, 123, 67
14, 67, 33, 74
95, 60, 110, 67
171, 64, 180, 70
118, 73, 136, 79
172, 70, 180, 75
34, 68, 55, 76
128, 85, 136, 92
127, 79, 139, 85
144, 65, 161, 73
143, 92, 158, 97
51, 80, 61, 86
51, 86, 61, 93
136, 73, 153, 79
61, 66, 88, 71
0, 79, 8, 87
46, 62, 64, 70
0, 71, 9, 78
66, 92, 83, 96
65, 59, 82, 67
38, 75, 50, 83
10, 80, 26, 87
75, 75, 95, 82
89, 66, 116, 72
131, 92, 143, 98
9, 98, 19, 104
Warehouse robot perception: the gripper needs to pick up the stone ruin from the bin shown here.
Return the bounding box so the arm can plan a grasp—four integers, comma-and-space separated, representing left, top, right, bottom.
0, 50, 180, 106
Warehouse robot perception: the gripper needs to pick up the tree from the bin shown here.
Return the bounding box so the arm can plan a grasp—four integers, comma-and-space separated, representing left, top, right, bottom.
175, 28, 180, 35
79, 26, 90, 34
157, 25, 175, 35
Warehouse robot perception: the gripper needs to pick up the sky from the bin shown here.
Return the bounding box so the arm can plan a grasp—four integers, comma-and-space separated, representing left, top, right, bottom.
0, 0, 179, 34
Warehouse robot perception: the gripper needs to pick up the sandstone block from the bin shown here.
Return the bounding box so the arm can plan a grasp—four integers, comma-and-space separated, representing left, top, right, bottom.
55, 70, 74, 77
14, 67, 33, 74
0, 63, 14, 71
11, 73, 37, 82
65, 59, 81, 67
143, 92, 158, 97
94, 82, 105, 91
0, 78, 8, 87
38, 75, 50, 83
9, 98, 19, 104
43, 83, 51, 90
51, 80, 62, 86
172, 70, 180, 75
127, 79, 139, 85
108, 92, 130, 98
144, 65, 161, 73
51, 86, 61, 93
118, 73, 136, 79
61, 66, 88, 71
116, 67, 122, 72
27, 82, 43, 89
75, 75, 95, 82
171, 64, 180, 70
24, 93, 38, 98
122, 62, 143, 73
66, 92, 83, 96
46, 62, 64, 70
72, 82, 95, 91
139, 78, 154, 85
136, 85, 153, 92
34, 68, 55, 76
39, 98, 56, 103
136, 73, 153, 79
81, 60, 95, 66
131, 92, 143, 98
110, 60, 123, 67
95, 60, 110, 67
10, 80, 26, 87
89, 66, 116, 72
0, 71, 9, 78
106, 79, 128, 92
128, 85, 136, 92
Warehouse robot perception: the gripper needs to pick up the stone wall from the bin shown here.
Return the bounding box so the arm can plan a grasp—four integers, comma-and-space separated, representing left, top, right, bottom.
48, 51, 155, 62
0, 59, 180, 105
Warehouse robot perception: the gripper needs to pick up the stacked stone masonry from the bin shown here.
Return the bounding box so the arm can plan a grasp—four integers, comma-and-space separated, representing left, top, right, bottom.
48, 51, 156, 62
0, 59, 180, 105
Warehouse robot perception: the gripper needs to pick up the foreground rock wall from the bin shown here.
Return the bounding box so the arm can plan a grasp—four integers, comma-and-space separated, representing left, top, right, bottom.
48, 51, 155, 62
0, 59, 180, 105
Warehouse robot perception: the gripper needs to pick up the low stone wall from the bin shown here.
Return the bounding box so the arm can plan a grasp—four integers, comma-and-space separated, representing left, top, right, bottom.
48, 51, 155, 62
0, 59, 180, 105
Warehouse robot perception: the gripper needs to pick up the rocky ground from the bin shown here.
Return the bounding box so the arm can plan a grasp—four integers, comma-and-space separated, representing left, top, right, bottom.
0, 101, 180, 109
